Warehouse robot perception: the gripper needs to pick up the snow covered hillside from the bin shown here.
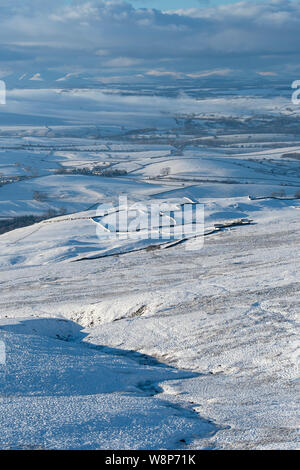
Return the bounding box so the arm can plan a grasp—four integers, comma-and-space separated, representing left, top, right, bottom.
0, 85, 299, 449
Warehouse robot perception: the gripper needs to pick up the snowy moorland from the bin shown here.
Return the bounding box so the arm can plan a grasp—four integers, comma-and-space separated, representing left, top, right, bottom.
0, 83, 299, 449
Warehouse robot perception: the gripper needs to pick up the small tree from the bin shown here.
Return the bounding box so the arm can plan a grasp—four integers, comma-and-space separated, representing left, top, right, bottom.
160, 167, 171, 177
33, 191, 48, 202
294, 190, 300, 198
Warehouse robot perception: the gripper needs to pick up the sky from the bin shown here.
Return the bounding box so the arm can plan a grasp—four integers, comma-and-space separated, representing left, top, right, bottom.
0, 0, 300, 84
131, 0, 265, 8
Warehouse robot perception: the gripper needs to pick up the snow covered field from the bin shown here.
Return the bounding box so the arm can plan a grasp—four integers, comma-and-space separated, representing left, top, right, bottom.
0, 85, 299, 449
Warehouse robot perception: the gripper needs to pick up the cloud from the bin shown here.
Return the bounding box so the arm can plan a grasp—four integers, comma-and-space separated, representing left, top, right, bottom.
257, 71, 278, 77
105, 57, 142, 67
29, 73, 43, 81
146, 70, 183, 78
0, 0, 299, 81
186, 68, 232, 78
